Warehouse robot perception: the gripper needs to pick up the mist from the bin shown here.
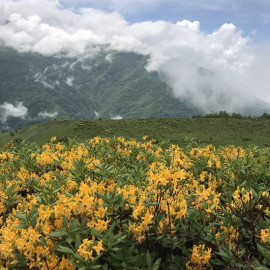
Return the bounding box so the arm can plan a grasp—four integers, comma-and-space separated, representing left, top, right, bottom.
0, 101, 58, 126
0, 102, 28, 123
38, 111, 58, 119
1, 0, 270, 113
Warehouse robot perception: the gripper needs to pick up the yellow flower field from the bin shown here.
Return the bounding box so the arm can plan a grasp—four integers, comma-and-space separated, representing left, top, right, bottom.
0, 136, 270, 269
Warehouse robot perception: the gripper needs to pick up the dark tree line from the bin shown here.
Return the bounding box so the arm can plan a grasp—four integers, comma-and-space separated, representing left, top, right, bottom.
194, 111, 270, 119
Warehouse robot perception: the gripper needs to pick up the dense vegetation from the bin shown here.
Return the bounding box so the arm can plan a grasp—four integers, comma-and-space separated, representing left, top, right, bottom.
1, 117, 270, 147
1, 136, 270, 269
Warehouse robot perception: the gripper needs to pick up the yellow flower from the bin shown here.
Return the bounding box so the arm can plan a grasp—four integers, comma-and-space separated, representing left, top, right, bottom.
141, 211, 154, 229
264, 207, 270, 216
77, 239, 94, 261
93, 241, 104, 255
92, 219, 110, 232
186, 244, 212, 270
260, 228, 270, 243
132, 204, 144, 220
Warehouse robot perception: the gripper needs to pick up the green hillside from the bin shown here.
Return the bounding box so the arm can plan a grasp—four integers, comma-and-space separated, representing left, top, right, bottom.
1, 117, 269, 147
0, 46, 201, 131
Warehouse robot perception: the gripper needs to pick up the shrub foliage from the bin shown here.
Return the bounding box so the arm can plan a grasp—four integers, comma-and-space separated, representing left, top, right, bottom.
1, 136, 270, 269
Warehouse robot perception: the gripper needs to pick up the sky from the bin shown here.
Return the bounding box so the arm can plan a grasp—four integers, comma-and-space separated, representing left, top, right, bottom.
0, 0, 270, 114
60, 0, 270, 44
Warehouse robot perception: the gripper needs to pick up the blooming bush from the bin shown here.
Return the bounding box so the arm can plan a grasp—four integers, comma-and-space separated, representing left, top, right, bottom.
0, 136, 270, 269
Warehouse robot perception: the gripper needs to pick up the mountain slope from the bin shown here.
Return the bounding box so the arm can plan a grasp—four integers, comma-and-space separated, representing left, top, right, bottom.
0, 46, 201, 130
1, 45, 270, 132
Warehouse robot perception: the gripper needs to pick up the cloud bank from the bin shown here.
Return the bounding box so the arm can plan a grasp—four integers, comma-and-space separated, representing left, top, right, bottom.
0, 102, 28, 123
0, 0, 270, 113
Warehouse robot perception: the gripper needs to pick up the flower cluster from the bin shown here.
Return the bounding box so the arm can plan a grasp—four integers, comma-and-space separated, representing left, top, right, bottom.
0, 137, 270, 269
186, 244, 212, 270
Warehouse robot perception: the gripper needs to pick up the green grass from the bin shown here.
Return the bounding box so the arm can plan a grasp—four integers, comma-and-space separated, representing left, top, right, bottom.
1, 117, 270, 147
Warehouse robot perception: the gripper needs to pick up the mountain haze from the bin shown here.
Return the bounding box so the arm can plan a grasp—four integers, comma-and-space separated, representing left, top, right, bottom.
1, 45, 270, 131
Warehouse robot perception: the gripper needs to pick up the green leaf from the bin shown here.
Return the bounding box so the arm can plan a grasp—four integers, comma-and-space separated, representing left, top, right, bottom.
14, 224, 28, 229
91, 228, 103, 239
13, 212, 27, 221
113, 235, 126, 246
255, 267, 270, 270
152, 258, 161, 270
75, 235, 81, 250
70, 219, 79, 232
66, 236, 73, 244
90, 265, 102, 269
216, 247, 233, 264
238, 248, 246, 258
14, 251, 26, 266
73, 253, 85, 263
95, 163, 103, 170
48, 231, 68, 238
36, 195, 43, 204
52, 187, 62, 194
146, 250, 151, 268
109, 222, 116, 233
110, 253, 123, 260
63, 215, 69, 230
257, 244, 270, 263
97, 192, 111, 204
81, 217, 87, 228
56, 246, 74, 255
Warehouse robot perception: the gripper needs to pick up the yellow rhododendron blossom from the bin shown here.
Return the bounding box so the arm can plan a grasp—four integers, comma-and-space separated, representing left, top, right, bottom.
186, 244, 212, 270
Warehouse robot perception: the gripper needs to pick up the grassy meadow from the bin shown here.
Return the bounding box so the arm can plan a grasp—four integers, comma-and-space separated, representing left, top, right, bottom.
0, 117, 270, 147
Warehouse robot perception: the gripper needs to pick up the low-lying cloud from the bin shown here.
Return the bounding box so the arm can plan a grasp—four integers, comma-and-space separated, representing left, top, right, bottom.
0, 101, 58, 125
65, 77, 75, 87
111, 115, 123, 120
1, 0, 270, 113
0, 102, 28, 123
38, 111, 58, 119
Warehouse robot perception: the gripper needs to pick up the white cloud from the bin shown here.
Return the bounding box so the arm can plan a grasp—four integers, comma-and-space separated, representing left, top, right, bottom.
111, 115, 123, 120
0, 102, 28, 122
34, 69, 55, 88
38, 111, 58, 118
176, 20, 200, 31
81, 64, 92, 70
105, 53, 114, 63
65, 76, 74, 86
94, 111, 100, 119
0, 0, 270, 113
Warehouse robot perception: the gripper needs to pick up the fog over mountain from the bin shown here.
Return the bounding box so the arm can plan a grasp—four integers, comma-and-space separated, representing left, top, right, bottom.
0, 0, 270, 128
